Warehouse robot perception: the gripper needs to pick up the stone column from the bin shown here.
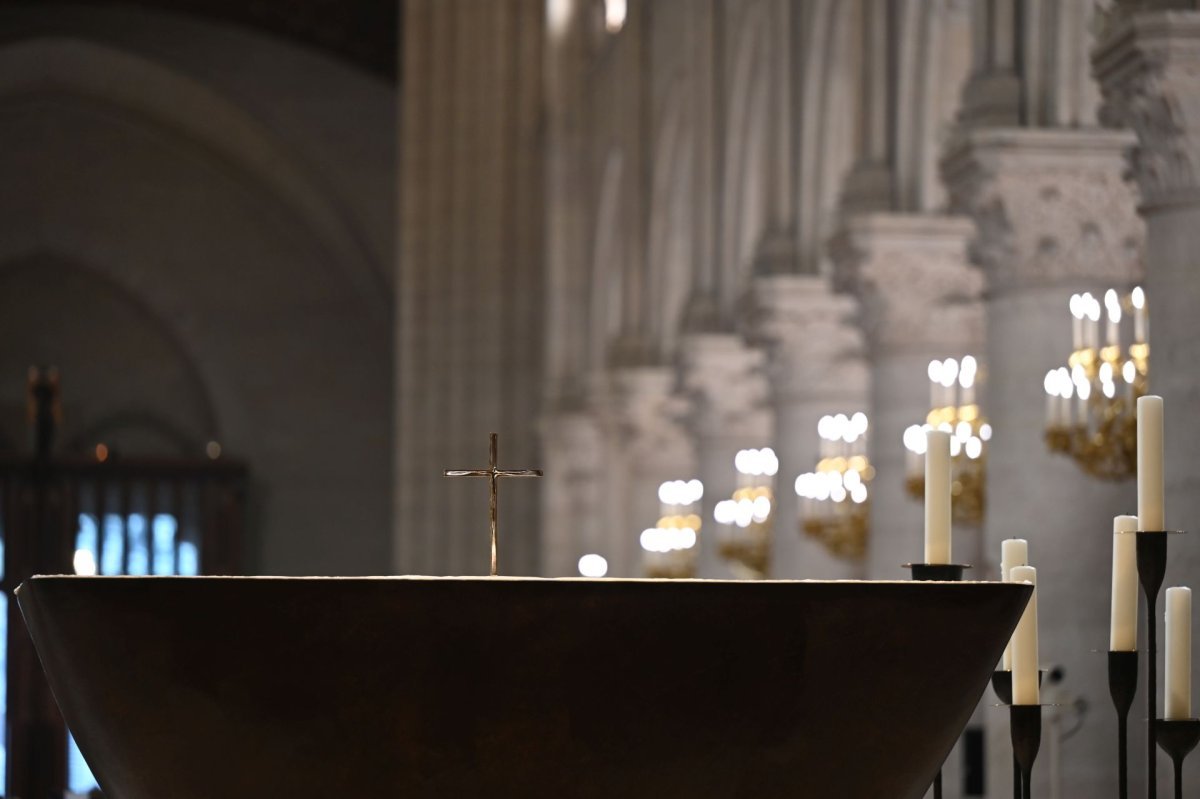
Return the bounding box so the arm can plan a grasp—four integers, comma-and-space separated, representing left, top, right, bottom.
1096, 16, 1200, 793
539, 409, 605, 578
744, 274, 870, 579
943, 127, 1143, 799
679, 332, 771, 578
607, 366, 696, 578
831, 213, 983, 583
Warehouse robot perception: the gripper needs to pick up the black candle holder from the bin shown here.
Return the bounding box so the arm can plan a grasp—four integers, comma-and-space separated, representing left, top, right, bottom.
904, 563, 970, 582
1010, 704, 1043, 799
993, 670, 1046, 799
1155, 719, 1200, 799
906, 563, 970, 799
1109, 651, 1138, 799
1137, 530, 1178, 799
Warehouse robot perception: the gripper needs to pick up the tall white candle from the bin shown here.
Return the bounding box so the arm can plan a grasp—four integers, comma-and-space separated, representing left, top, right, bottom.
1166, 587, 1193, 720
1012, 565, 1040, 705
1001, 539, 1029, 670
924, 430, 952, 564
1138, 396, 1165, 531
1110, 515, 1139, 651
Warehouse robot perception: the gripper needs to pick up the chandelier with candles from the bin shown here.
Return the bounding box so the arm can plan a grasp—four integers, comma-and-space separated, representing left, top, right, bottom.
640, 479, 703, 578
902, 356, 991, 526
1043, 287, 1147, 480
793, 413, 872, 559
713, 448, 778, 579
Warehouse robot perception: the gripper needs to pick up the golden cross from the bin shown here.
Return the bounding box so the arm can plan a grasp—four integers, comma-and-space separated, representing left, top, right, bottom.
444, 432, 542, 576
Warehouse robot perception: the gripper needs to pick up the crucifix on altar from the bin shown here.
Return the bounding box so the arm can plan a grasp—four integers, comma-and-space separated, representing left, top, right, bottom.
444, 432, 542, 576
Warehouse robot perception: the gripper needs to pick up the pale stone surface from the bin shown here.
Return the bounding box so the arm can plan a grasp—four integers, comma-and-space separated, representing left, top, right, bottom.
679, 332, 772, 578
744, 273, 869, 579
1096, 16, 1200, 793
945, 127, 1144, 799
831, 213, 984, 582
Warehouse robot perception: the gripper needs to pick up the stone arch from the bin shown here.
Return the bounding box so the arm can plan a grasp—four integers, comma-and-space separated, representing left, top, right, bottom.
0, 253, 218, 456
0, 35, 388, 327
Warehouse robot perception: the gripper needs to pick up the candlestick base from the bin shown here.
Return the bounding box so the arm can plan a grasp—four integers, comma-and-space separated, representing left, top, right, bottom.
904, 563, 971, 581
1109, 651, 1138, 799
1155, 719, 1200, 799
1010, 705, 1042, 799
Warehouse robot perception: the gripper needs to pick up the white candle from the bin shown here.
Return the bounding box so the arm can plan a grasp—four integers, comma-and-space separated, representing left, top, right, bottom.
1011, 565, 1040, 705
924, 430, 952, 564
1165, 587, 1193, 720
1138, 396, 1165, 531
1110, 515, 1139, 652
1001, 538, 1029, 670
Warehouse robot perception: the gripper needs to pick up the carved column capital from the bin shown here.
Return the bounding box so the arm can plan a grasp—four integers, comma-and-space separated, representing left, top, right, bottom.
1095, 11, 1200, 209
829, 213, 984, 354
941, 128, 1144, 294
741, 273, 869, 402
603, 365, 693, 466
678, 333, 771, 440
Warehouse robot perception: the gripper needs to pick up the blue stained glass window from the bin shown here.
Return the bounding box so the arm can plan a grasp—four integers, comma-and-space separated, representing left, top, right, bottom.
67, 511, 193, 794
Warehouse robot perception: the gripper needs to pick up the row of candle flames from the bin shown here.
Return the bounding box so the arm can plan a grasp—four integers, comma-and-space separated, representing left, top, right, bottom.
617, 285, 1147, 580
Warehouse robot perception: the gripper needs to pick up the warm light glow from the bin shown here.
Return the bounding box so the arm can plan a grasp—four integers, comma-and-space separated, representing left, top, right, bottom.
965, 437, 983, 459
578, 553, 608, 577
850, 484, 868, 504
604, 0, 626, 33
928, 359, 943, 383
73, 548, 97, 576
980, 423, 993, 441
1069, 293, 1084, 319
817, 415, 834, 440
547, 0, 573, 37
850, 412, 869, 437
1044, 370, 1058, 396
206, 441, 222, 460
940, 358, 959, 388
95, 443, 109, 462
1132, 286, 1146, 310
1123, 360, 1137, 384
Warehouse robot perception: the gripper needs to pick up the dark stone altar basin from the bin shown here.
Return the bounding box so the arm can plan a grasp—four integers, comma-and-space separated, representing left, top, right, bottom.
18, 576, 1030, 798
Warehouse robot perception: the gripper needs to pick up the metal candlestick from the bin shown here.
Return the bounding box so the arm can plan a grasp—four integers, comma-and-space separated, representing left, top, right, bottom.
1155, 719, 1200, 799
993, 670, 1046, 799
992, 671, 1021, 799
907, 563, 971, 798
1108, 651, 1138, 799
904, 563, 969, 582
1010, 705, 1043, 799
1138, 531, 1170, 799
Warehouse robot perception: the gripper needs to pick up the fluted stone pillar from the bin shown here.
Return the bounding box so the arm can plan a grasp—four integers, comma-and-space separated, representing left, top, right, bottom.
943, 128, 1143, 799
831, 214, 984, 582
1096, 16, 1200, 793
744, 274, 870, 579
680, 333, 771, 578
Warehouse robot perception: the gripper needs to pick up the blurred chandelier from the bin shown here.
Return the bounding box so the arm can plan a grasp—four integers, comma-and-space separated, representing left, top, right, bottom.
713, 448, 778, 579
1043, 287, 1147, 480
902, 356, 990, 526
794, 413, 872, 559
640, 479, 703, 578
